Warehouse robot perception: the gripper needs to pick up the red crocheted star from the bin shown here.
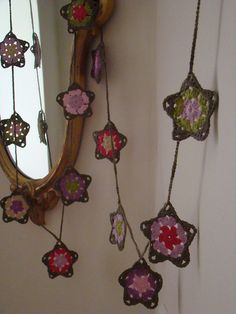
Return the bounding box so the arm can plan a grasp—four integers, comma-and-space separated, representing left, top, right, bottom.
42, 242, 78, 279
93, 121, 127, 163
140, 202, 197, 268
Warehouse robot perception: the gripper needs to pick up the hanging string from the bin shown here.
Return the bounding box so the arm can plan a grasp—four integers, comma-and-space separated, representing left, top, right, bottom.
27, 0, 64, 240
42, 31, 79, 246
11, 67, 19, 187
9, 0, 13, 32
101, 29, 149, 259
166, 141, 180, 204
73, 33, 77, 83
41, 225, 61, 243
166, 0, 201, 205
29, 0, 53, 169
101, 31, 111, 123
189, 0, 201, 74
28, 0, 35, 33
41, 202, 66, 243
8, 1, 20, 188
59, 204, 65, 241
40, 28, 79, 243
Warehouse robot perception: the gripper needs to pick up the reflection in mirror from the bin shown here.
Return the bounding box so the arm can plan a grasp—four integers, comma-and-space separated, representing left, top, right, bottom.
0, 0, 72, 179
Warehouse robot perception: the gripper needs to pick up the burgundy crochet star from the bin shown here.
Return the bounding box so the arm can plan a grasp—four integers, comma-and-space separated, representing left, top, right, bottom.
42, 242, 78, 279
140, 202, 197, 268
93, 121, 127, 163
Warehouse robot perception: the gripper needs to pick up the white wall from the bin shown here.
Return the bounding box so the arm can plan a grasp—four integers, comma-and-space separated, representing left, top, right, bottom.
0, 1, 234, 314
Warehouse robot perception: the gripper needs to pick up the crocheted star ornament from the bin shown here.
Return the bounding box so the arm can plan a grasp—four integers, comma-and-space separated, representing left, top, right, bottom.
0, 191, 30, 224
141, 202, 197, 268
0, 32, 29, 68
42, 242, 78, 279
109, 205, 127, 251
56, 83, 95, 119
91, 43, 105, 83
119, 258, 163, 309
60, 0, 99, 33
55, 166, 92, 206
163, 72, 218, 141
30, 32, 41, 68
93, 121, 127, 163
0, 112, 30, 147
38, 110, 48, 144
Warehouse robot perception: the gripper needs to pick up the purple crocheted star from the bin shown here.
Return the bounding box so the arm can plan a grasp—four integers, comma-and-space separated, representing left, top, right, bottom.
119, 258, 163, 309
56, 83, 94, 119
140, 202, 197, 267
91, 43, 105, 83
0, 32, 29, 68
42, 242, 78, 279
163, 72, 218, 141
55, 166, 91, 206
30, 32, 41, 68
109, 205, 126, 251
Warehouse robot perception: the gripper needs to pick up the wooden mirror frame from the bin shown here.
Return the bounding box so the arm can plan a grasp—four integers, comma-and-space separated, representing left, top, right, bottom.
0, 0, 114, 226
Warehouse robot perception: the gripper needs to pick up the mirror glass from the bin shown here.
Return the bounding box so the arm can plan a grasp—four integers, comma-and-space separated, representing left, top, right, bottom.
0, 0, 72, 179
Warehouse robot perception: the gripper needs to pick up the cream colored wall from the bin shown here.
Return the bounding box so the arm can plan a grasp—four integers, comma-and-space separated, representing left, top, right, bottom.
0, 1, 234, 314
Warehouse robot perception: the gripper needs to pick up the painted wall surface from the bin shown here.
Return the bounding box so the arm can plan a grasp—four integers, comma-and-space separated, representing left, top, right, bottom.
0, 1, 234, 314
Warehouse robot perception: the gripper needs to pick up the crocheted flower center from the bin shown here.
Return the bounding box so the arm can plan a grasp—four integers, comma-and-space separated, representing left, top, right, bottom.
129, 274, 152, 295
66, 180, 79, 193
54, 254, 68, 269
182, 98, 202, 123
10, 200, 24, 214
159, 225, 181, 250
72, 4, 88, 22
115, 221, 123, 236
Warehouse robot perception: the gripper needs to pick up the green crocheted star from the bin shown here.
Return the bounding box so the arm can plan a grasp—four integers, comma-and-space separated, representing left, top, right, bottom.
163, 72, 218, 141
